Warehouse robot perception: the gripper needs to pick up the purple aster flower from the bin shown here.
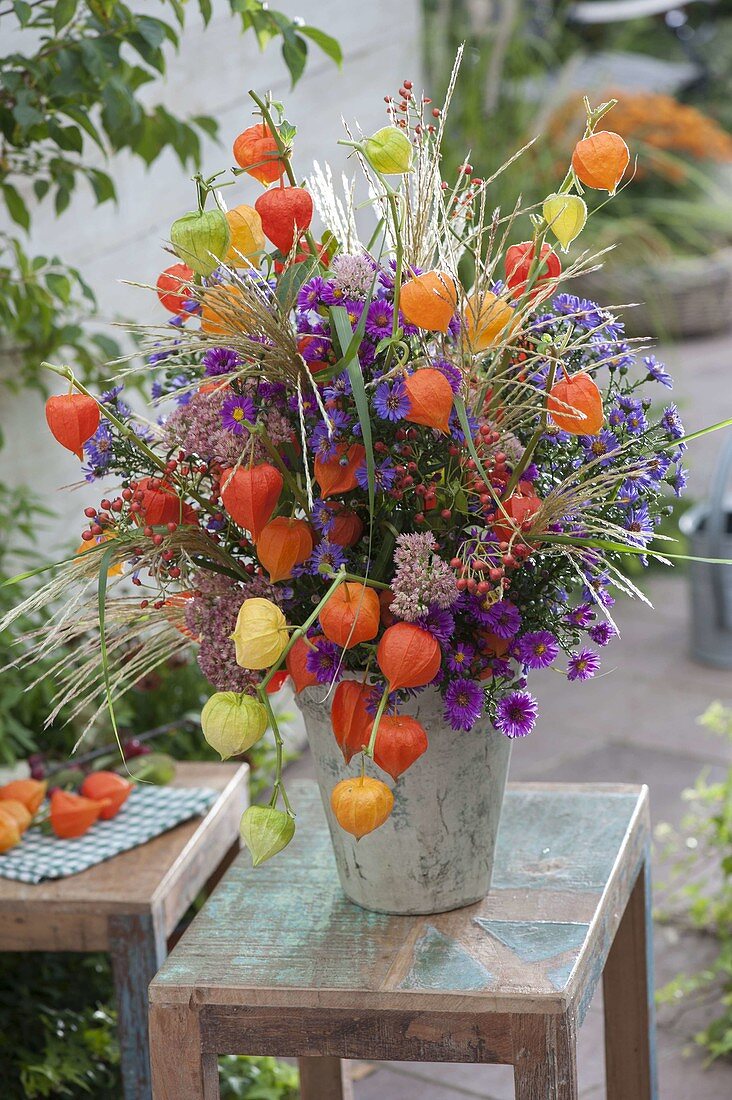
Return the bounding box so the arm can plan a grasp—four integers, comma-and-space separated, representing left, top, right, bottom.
624, 405, 648, 436
493, 689, 538, 738
221, 394, 255, 434
355, 458, 397, 493
567, 649, 600, 681
449, 406, 479, 444
308, 539, 347, 576
365, 299, 394, 341
669, 463, 688, 497
565, 603, 595, 628
319, 282, 347, 306
305, 639, 343, 685
588, 621, 618, 647
416, 605, 455, 645
297, 276, 326, 311
311, 499, 336, 534
643, 355, 672, 389
444, 677, 484, 731
608, 404, 626, 429
373, 380, 409, 421
300, 333, 331, 363
323, 372, 352, 401
580, 429, 620, 466
661, 404, 684, 440
358, 339, 376, 368
645, 453, 672, 482
342, 299, 364, 328
83, 422, 114, 477
625, 502, 655, 546
309, 422, 340, 462
447, 641, 475, 673
203, 347, 241, 377
552, 293, 604, 330
518, 630, 559, 670
484, 599, 522, 640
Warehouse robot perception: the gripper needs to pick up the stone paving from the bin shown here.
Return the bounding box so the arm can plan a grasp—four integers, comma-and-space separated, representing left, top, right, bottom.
285, 331, 732, 1097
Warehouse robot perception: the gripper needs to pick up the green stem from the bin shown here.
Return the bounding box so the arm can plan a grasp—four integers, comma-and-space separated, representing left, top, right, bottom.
384, 189, 404, 370
243, 419, 311, 515
247, 89, 321, 259
365, 683, 391, 758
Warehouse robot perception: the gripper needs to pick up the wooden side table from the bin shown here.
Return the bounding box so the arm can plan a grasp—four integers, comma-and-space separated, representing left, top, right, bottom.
149, 779, 657, 1100
0, 761, 248, 1100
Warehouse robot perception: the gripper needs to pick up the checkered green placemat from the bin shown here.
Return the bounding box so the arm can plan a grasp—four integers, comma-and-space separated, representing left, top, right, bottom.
0, 785, 218, 884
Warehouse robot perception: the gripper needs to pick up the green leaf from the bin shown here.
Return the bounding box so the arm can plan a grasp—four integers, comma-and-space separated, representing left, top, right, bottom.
53, 0, 78, 32
2, 183, 30, 231
87, 169, 116, 205
45, 272, 72, 304
281, 29, 307, 88
299, 25, 343, 66
330, 304, 375, 547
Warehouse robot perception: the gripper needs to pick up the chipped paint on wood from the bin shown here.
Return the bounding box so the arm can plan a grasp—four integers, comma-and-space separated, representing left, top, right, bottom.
398, 925, 496, 992
475, 919, 589, 966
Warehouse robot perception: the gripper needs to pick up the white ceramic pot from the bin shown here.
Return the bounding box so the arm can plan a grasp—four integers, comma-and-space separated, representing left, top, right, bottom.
296, 683, 512, 915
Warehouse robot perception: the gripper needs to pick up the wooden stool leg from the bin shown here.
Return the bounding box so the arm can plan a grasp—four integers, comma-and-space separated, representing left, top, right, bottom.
149, 1003, 220, 1100
109, 912, 166, 1100
298, 1056, 353, 1100
511, 1012, 578, 1099
603, 856, 658, 1099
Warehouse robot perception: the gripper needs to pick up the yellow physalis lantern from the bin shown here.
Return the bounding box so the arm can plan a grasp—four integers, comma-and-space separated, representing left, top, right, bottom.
231, 598, 289, 669
464, 291, 516, 351
224, 205, 265, 267
201, 692, 268, 759
542, 193, 587, 252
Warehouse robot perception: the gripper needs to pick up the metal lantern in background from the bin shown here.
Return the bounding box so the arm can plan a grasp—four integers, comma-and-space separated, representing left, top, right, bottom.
680, 437, 732, 668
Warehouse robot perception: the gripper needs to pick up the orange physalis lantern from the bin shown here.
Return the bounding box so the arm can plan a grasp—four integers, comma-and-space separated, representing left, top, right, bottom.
255, 186, 314, 255
319, 582, 380, 649
376, 622, 441, 691
224, 204, 265, 267
572, 130, 630, 194
233, 123, 285, 185
492, 490, 542, 543
331, 680, 374, 763
45, 393, 100, 460
505, 242, 561, 300
0, 778, 47, 815
331, 775, 394, 838
314, 443, 366, 498
548, 373, 604, 435
403, 368, 454, 434
373, 714, 428, 780
286, 634, 322, 693
49, 789, 108, 839
220, 464, 283, 541
136, 477, 197, 527
0, 810, 21, 853
399, 270, 457, 333
256, 517, 313, 582
200, 284, 255, 337
80, 771, 132, 820
326, 504, 363, 548
464, 292, 516, 352
156, 262, 194, 314
0, 800, 31, 833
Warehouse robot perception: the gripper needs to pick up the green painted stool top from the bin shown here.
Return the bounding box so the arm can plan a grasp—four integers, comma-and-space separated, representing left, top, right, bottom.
150, 780, 648, 1020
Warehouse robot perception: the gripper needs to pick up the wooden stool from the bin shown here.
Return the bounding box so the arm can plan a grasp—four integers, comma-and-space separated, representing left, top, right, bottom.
0, 762, 248, 1100
149, 779, 657, 1099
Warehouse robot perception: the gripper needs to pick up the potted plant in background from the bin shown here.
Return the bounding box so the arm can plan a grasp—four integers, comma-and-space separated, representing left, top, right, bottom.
4, 56, 730, 917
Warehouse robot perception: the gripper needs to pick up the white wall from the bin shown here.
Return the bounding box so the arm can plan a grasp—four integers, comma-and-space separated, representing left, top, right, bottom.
0, 0, 422, 554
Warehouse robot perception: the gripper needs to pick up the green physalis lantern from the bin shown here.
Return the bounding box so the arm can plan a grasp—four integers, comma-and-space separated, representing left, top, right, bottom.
240, 805, 295, 866
200, 692, 268, 760
362, 126, 413, 175
170, 208, 231, 277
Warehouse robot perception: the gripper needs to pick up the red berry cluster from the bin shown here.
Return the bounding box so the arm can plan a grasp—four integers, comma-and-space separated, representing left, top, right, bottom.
384, 79, 438, 139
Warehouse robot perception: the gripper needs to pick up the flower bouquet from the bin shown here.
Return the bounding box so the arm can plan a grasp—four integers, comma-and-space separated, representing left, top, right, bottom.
4, 58, 729, 913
